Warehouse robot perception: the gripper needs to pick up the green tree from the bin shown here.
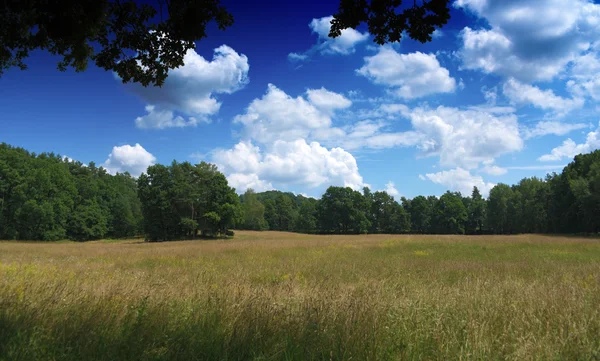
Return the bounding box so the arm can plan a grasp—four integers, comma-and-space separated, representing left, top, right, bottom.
317, 186, 370, 234
137, 164, 179, 241
513, 178, 549, 233
331, 0, 451, 44
406, 195, 433, 233
260, 192, 295, 231
240, 189, 268, 230
371, 191, 410, 233
138, 160, 240, 241
432, 191, 467, 234
487, 184, 514, 234
1, 0, 233, 86
294, 199, 318, 233
108, 173, 143, 238
466, 187, 486, 234
67, 200, 108, 241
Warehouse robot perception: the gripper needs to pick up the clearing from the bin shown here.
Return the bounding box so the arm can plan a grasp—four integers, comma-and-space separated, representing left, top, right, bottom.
1, 231, 600, 360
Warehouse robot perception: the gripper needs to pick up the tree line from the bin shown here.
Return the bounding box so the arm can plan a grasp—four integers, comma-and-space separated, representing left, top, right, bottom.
2, 142, 600, 241
239, 151, 600, 235
0, 143, 142, 241
0, 143, 241, 242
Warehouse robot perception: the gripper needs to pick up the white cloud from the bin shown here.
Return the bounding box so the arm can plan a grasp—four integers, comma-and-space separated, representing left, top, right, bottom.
569, 53, 600, 100
502, 78, 584, 116
134, 105, 210, 129
406, 106, 523, 169
123, 45, 249, 129
335, 120, 422, 150
539, 122, 600, 161
357, 48, 456, 99
230, 85, 524, 192
506, 165, 566, 171
455, 0, 600, 82
482, 164, 507, 176
213, 139, 365, 193
481, 86, 498, 105
424, 168, 495, 196
227, 173, 274, 193
572, 52, 600, 77
384, 181, 400, 198
103, 144, 156, 177
288, 16, 369, 61
309, 16, 369, 55
572, 77, 600, 101
288, 52, 308, 62
234, 84, 336, 144
522, 120, 589, 139
233, 84, 419, 151
305, 87, 352, 115
356, 103, 411, 120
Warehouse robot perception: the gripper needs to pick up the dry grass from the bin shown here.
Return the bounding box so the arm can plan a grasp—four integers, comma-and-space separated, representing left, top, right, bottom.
1, 231, 600, 360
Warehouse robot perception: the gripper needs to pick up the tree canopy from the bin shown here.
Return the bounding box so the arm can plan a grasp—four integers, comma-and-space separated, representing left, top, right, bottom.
1, 0, 450, 85
330, 0, 451, 44
4, 142, 600, 241
137, 160, 241, 241
0, 143, 142, 241
0, 0, 233, 86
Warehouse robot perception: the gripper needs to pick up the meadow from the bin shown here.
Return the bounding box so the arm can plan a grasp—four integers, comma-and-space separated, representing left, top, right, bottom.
1, 231, 600, 361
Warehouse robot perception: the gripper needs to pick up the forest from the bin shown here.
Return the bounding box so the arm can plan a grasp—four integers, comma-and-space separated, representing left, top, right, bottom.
1, 142, 600, 241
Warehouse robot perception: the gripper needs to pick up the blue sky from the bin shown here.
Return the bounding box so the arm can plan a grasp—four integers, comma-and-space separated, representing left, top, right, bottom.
2, 0, 600, 198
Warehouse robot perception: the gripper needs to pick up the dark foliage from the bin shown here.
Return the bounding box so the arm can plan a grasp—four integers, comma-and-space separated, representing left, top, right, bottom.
0, 0, 233, 86
1, 0, 452, 86
0, 143, 142, 241
3, 142, 600, 240
330, 0, 451, 44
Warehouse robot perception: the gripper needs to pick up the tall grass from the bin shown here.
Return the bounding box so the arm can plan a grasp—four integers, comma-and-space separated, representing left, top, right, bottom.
1, 232, 600, 360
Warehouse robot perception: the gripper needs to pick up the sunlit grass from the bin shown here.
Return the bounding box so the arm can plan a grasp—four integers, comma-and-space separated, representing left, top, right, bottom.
1, 232, 600, 360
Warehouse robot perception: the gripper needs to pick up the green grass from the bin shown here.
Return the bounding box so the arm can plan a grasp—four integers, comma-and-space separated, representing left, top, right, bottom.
1, 232, 600, 360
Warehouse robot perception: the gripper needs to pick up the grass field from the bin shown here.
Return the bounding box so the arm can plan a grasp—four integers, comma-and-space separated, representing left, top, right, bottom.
1, 231, 600, 361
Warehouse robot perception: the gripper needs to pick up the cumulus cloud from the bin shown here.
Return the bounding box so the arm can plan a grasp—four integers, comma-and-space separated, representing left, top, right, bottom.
356, 103, 411, 120
335, 120, 422, 150
227, 173, 274, 193
103, 144, 156, 176
506, 165, 566, 171
310, 16, 369, 55
406, 106, 523, 169
234, 84, 336, 144
213, 140, 365, 193
306, 87, 352, 115
569, 52, 600, 101
123, 45, 249, 129
522, 120, 589, 139
424, 168, 495, 196
384, 181, 400, 198
233, 83, 525, 173
455, 0, 600, 82
134, 105, 209, 129
503, 78, 584, 116
289, 16, 369, 61
539, 122, 600, 161
357, 48, 456, 99
226, 84, 527, 192
482, 164, 508, 176
233, 84, 419, 150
